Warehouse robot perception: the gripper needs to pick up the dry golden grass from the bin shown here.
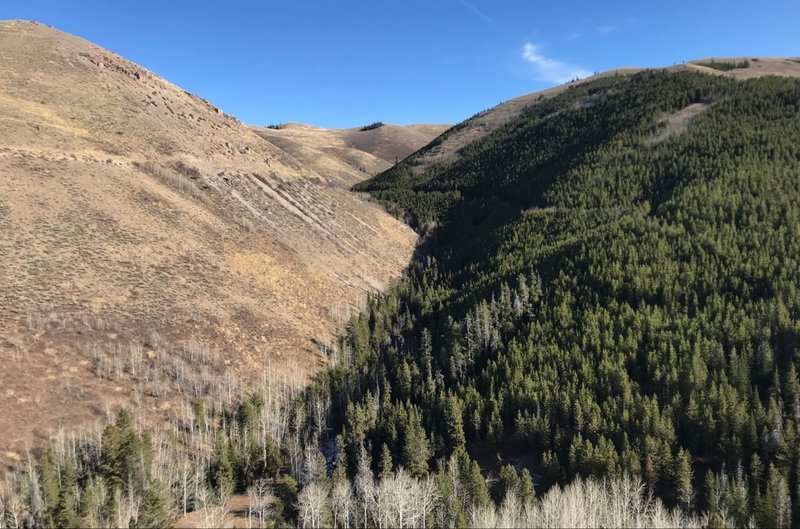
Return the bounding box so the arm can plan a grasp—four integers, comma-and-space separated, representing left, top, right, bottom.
251, 122, 449, 185
688, 56, 800, 79
0, 19, 417, 464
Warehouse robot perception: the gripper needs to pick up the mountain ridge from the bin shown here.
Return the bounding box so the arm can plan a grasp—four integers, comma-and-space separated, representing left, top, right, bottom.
380, 56, 800, 188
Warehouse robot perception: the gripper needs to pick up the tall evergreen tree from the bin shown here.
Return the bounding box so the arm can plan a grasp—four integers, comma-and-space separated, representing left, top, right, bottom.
210, 432, 235, 499
55, 463, 79, 529
674, 449, 694, 512
402, 407, 431, 478
36, 447, 60, 528
132, 480, 173, 529
442, 394, 466, 454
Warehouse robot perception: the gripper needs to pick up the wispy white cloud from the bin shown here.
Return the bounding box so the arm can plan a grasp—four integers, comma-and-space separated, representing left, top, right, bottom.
565, 32, 582, 40
457, 0, 499, 27
596, 24, 617, 34
521, 43, 591, 84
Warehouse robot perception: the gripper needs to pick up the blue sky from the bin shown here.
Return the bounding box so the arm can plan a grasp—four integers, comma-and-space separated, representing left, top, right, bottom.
3, 1, 798, 128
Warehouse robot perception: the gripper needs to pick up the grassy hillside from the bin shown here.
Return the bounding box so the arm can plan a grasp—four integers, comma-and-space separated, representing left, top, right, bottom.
326, 70, 800, 526
0, 19, 417, 462
251, 122, 449, 187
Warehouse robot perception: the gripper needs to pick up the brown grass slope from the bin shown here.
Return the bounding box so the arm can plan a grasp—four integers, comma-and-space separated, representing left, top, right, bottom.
0, 20, 416, 462
252, 122, 449, 186
405, 57, 800, 177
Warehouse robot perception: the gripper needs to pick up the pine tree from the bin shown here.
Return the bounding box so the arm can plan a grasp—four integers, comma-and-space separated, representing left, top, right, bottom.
192, 400, 207, 432
494, 464, 521, 504
793, 447, 800, 529
756, 339, 775, 382
487, 401, 503, 444
353, 445, 373, 528
332, 457, 347, 485
784, 362, 800, 417
750, 452, 764, 493
37, 447, 60, 527
132, 480, 173, 528
402, 408, 431, 478
264, 434, 283, 479
767, 466, 792, 529
378, 443, 393, 479
211, 432, 235, 499
455, 449, 490, 509
236, 435, 262, 489
644, 454, 656, 494
442, 394, 466, 454
79, 476, 106, 529
100, 419, 123, 491
55, 463, 79, 529
237, 398, 258, 430
420, 328, 434, 381
540, 450, 564, 488
303, 447, 327, 485
674, 448, 694, 512
100, 410, 151, 494
519, 468, 536, 505
273, 474, 299, 525
703, 470, 718, 514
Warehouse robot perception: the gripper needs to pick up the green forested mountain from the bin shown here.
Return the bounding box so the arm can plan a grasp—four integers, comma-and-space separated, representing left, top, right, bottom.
310, 70, 800, 526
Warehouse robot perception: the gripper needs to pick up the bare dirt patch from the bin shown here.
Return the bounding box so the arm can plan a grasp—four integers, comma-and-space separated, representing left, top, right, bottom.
647, 101, 715, 144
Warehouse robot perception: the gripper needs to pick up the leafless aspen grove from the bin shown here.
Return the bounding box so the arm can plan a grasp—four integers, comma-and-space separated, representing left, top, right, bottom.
295, 463, 703, 528
0, 334, 714, 528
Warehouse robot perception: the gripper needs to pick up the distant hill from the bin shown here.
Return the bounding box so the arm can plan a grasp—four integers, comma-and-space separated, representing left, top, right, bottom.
393, 57, 800, 185
251, 122, 449, 186
0, 20, 416, 461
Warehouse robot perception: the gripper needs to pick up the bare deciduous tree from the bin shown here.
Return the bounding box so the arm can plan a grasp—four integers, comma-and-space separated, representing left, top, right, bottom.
330, 478, 353, 529
470, 474, 702, 528
247, 479, 272, 529
298, 481, 329, 529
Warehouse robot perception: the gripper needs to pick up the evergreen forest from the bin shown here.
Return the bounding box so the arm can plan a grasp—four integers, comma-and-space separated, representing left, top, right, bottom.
340, 70, 800, 527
